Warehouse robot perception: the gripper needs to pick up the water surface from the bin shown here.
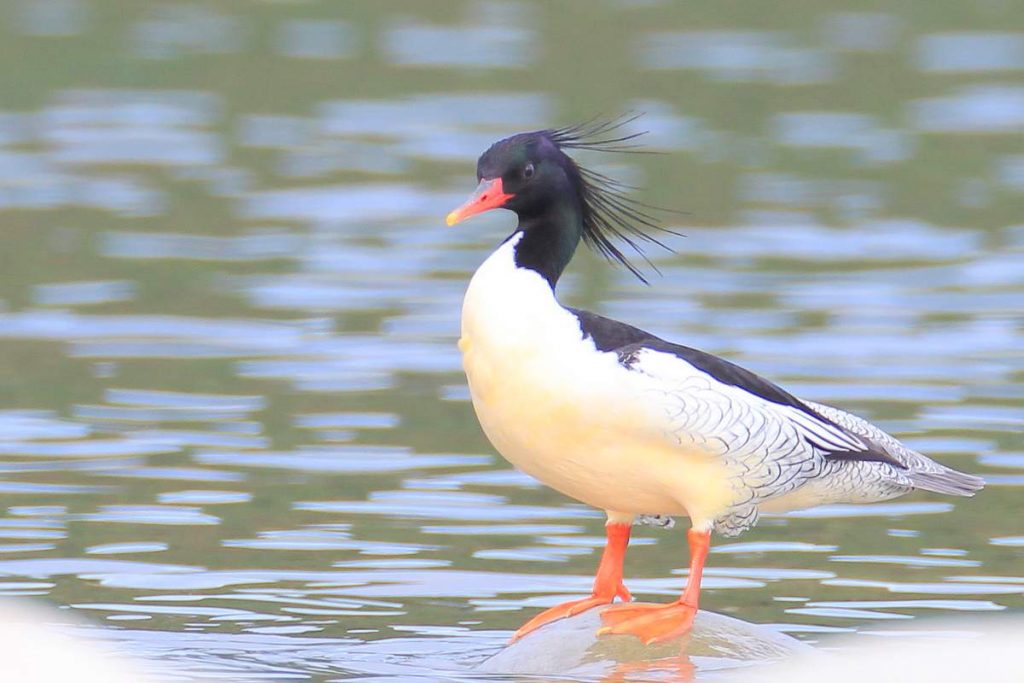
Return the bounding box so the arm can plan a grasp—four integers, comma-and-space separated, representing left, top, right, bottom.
0, 1, 1021, 681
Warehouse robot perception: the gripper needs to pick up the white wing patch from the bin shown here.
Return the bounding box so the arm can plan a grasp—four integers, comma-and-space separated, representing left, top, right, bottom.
615, 341, 981, 534
626, 347, 879, 507
783, 406, 871, 454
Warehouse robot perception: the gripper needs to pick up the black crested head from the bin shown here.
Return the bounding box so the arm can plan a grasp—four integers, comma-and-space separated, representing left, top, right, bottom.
545, 116, 677, 283
447, 115, 677, 286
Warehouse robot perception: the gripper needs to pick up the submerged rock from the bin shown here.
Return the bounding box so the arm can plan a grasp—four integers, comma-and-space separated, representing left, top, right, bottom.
0, 599, 199, 683
730, 619, 1024, 683
477, 607, 811, 679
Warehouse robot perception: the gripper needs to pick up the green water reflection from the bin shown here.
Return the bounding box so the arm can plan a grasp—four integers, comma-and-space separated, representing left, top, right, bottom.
0, 1, 1021, 680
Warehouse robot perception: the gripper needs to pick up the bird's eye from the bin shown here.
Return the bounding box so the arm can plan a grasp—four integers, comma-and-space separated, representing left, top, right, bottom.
523, 163, 535, 179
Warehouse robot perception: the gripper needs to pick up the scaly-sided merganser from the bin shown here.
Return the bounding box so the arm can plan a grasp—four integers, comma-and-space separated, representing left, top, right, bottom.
446, 120, 984, 645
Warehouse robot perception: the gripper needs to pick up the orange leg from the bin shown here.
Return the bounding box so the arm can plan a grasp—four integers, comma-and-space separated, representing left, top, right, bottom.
598, 527, 711, 645
510, 522, 632, 642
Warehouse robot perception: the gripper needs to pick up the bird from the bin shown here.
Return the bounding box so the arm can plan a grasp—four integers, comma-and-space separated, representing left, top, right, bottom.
446, 118, 984, 646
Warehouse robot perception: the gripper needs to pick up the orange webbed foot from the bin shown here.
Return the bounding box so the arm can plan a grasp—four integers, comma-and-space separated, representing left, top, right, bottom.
597, 600, 697, 645
511, 585, 630, 642
596, 600, 666, 627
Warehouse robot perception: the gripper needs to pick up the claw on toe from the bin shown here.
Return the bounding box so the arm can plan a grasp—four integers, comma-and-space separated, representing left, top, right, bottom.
597, 601, 698, 645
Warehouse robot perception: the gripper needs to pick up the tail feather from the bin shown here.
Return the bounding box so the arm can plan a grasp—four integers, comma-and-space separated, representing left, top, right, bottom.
908, 468, 985, 497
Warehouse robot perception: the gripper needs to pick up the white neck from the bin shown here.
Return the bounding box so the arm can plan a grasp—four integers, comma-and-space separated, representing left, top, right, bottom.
460, 233, 582, 354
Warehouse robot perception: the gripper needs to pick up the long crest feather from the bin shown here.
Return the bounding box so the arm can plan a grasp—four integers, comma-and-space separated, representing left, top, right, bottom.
545, 115, 681, 283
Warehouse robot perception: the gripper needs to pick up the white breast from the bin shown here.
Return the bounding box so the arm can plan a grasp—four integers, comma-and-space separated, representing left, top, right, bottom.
458, 234, 734, 523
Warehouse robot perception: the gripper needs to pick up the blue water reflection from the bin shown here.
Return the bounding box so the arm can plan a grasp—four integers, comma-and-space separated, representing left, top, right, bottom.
0, 2, 1020, 681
